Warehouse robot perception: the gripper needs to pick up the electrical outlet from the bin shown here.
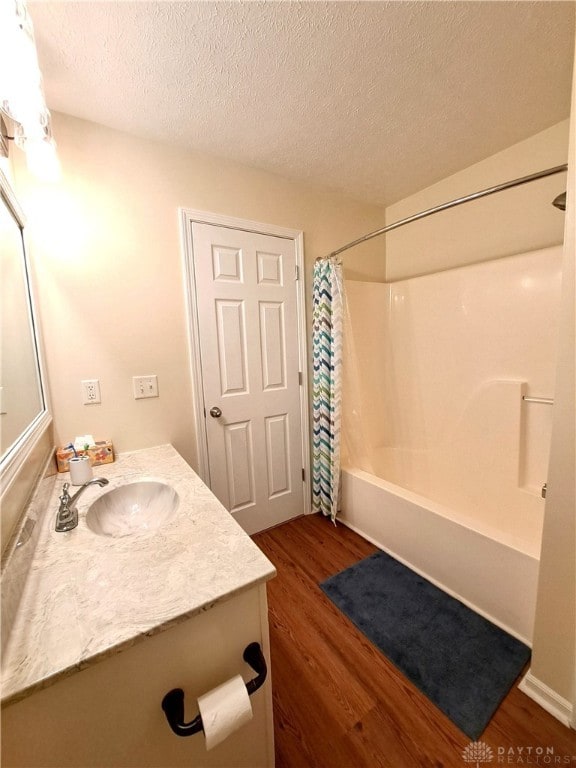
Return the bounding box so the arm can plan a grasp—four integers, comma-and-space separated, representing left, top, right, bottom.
81, 379, 101, 404
133, 375, 159, 400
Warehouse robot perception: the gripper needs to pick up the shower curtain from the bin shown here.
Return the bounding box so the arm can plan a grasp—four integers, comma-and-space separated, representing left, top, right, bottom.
312, 257, 345, 523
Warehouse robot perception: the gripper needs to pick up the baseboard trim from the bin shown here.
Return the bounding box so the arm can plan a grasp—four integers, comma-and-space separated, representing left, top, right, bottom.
519, 669, 574, 728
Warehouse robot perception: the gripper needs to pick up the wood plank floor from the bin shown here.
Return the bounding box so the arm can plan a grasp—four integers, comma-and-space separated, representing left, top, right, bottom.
253, 514, 576, 768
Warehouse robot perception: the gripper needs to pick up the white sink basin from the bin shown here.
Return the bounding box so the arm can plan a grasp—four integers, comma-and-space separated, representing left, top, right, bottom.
86, 480, 179, 537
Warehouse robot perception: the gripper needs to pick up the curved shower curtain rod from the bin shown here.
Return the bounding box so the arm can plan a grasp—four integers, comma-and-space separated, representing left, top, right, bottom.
323, 163, 568, 260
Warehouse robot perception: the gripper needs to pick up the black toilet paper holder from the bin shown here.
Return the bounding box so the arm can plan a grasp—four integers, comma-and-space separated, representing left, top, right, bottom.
161, 641, 267, 737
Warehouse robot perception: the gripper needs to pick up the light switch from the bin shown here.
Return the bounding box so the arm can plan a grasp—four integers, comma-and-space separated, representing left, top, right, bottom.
133, 375, 159, 399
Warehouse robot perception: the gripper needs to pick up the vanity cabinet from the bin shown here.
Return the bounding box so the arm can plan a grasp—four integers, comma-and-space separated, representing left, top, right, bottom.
2, 584, 274, 767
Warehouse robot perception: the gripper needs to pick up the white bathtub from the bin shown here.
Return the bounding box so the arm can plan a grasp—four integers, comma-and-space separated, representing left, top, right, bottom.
340, 467, 539, 644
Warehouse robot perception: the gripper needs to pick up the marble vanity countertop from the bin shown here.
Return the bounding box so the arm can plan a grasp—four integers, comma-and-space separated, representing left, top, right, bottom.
1, 445, 276, 706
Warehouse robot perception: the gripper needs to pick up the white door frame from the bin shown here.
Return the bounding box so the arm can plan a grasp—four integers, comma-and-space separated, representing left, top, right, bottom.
179, 208, 311, 514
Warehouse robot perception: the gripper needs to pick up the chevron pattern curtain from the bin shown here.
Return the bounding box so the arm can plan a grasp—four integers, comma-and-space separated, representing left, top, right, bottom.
312, 257, 344, 522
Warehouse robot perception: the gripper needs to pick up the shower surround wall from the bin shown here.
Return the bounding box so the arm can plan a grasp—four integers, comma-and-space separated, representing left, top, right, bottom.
341, 246, 562, 641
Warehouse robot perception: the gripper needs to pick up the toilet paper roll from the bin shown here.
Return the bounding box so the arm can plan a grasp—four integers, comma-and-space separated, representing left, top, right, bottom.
197, 674, 253, 751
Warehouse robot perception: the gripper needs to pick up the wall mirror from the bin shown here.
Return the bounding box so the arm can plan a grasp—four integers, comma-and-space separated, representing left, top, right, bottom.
0, 168, 50, 492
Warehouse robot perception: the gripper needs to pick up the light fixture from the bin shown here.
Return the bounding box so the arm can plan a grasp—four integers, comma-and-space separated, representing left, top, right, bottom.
0, 0, 61, 181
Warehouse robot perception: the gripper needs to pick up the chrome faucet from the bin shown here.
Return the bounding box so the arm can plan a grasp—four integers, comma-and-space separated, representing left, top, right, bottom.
55, 478, 109, 532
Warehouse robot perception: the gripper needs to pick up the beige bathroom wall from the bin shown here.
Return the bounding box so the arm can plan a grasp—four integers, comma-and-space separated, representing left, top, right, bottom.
12, 112, 387, 471
385, 120, 570, 281
527, 50, 576, 715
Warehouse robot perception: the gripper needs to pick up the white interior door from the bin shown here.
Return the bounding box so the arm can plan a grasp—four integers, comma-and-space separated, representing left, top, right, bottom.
191, 222, 305, 534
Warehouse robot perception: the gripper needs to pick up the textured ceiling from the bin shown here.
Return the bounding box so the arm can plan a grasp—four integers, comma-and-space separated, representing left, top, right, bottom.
29, 1, 575, 206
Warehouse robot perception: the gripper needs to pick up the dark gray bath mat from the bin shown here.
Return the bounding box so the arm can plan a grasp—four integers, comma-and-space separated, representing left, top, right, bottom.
320, 550, 530, 739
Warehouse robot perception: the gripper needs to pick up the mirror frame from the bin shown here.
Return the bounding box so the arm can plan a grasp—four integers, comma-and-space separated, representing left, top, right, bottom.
0, 168, 51, 495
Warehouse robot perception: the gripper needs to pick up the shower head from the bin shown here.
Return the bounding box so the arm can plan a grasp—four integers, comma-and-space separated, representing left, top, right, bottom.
552, 191, 566, 211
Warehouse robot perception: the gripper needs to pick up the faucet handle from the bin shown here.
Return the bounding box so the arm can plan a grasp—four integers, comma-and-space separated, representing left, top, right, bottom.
60, 482, 71, 503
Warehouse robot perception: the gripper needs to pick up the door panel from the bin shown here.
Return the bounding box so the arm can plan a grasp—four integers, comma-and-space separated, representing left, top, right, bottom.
259, 301, 286, 389
223, 420, 255, 512
192, 223, 304, 533
216, 300, 248, 395
265, 414, 291, 498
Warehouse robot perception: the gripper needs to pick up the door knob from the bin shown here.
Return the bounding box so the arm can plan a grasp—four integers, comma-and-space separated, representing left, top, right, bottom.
209, 406, 222, 418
